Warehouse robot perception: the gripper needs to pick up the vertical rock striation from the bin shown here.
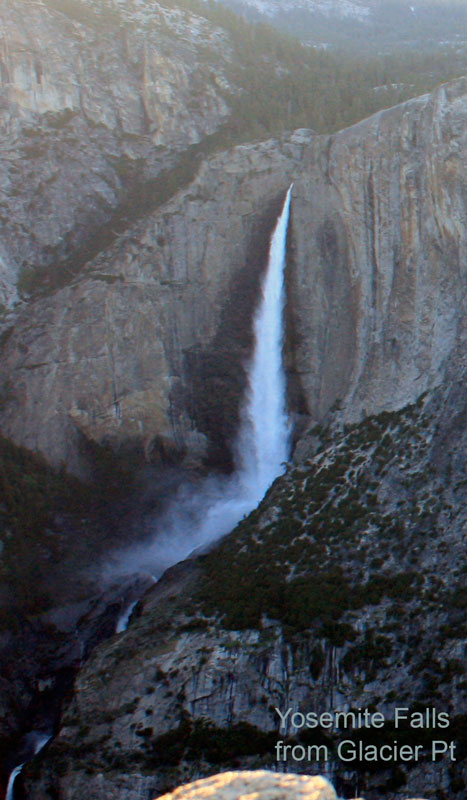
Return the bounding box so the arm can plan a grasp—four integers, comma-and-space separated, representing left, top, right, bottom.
0, 77, 465, 476
0, 0, 234, 306
287, 78, 466, 423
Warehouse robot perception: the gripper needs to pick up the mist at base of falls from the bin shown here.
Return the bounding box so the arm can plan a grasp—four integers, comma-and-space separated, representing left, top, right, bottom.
105, 186, 293, 582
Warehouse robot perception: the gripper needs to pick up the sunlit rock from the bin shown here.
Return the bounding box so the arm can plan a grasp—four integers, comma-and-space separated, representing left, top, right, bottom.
155, 770, 340, 800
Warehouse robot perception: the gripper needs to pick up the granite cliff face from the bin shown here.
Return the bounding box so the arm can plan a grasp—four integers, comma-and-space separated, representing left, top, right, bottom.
0, 144, 294, 474
0, 9, 466, 794
0, 77, 465, 478
0, 0, 233, 308
286, 77, 466, 424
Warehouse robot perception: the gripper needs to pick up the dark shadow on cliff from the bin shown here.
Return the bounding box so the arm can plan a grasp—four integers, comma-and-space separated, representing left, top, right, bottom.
184, 191, 288, 471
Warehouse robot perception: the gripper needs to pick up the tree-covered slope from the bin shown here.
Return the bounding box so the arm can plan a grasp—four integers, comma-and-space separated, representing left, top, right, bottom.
216, 0, 467, 53
23, 383, 466, 799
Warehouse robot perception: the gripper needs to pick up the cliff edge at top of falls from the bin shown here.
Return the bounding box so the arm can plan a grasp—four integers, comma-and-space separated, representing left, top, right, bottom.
0, 76, 465, 477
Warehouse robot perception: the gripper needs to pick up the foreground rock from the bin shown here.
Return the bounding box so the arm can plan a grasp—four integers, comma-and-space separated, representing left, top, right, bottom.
154, 771, 429, 800
155, 771, 340, 800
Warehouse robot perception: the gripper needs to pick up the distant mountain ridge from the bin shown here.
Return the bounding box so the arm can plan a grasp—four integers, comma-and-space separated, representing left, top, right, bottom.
221, 0, 372, 22
216, 0, 467, 49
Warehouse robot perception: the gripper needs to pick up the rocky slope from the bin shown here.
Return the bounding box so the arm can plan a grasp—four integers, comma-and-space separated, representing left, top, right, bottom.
9, 77, 466, 796
0, 77, 465, 478
22, 379, 466, 799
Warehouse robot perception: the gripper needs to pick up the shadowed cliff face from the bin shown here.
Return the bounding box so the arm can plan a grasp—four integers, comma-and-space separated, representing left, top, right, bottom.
0, 77, 465, 476
0, 149, 295, 476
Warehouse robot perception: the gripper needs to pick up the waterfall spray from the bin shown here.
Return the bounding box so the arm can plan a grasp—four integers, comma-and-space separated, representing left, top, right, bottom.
108, 185, 293, 578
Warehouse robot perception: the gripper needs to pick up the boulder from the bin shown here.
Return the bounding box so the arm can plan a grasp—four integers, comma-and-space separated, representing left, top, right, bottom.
155, 770, 340, 800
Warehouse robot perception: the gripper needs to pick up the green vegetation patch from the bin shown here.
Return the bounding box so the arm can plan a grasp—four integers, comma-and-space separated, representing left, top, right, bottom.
162, 0, 467, 137
197, 394, 448, 637
0, 434, 115, 617
144, 718, 277, 767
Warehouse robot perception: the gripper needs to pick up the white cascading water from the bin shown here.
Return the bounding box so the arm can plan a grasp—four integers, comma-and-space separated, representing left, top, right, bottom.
5, 186, 292, 798
5, 766, 23, 800
115, 599, 139, 634
5, 733, 51, 800
235, 183, 292, 494
109, 184, 293, 579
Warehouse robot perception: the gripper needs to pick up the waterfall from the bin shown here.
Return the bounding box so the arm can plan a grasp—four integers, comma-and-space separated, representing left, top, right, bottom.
236, 183, 293, 496
5, 733, 51, 800
115, 600, 139, 634
108, 185, 293, 579
5, 765, 24, 800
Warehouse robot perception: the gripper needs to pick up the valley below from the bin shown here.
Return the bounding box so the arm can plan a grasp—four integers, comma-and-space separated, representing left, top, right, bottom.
0, 2, 465, 799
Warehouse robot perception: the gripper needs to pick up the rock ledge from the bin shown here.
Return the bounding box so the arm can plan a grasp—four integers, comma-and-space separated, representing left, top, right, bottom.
155, 770, 344, 800
155, 770, 430, 800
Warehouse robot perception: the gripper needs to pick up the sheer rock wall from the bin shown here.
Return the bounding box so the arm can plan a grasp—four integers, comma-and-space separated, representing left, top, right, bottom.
0, 77, 465, 476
